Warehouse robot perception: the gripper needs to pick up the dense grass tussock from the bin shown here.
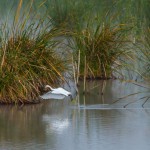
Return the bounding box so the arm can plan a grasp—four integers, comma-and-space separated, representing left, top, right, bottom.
0, 22, 68, 104
72, 23, 133, 79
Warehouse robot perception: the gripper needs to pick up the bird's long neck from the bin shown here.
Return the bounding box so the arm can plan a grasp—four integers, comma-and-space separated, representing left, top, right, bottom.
45, 85, 53, 90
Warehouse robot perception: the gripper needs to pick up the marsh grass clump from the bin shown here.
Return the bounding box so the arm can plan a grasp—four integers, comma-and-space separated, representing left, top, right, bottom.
72, 22, 133, 80
0, 19, 68, 104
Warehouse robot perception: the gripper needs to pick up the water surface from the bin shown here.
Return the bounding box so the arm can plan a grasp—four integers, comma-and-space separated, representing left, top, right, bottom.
0, 80, 150, 150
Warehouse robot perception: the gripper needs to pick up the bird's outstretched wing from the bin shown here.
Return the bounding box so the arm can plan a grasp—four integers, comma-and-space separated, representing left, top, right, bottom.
40, 91, 65, 100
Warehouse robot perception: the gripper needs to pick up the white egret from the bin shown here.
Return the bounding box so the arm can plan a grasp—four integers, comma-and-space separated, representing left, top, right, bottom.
42, 85, 73, 101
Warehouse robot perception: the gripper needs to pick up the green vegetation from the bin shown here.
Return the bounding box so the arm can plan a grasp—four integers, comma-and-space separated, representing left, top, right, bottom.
0, 0, 149, 104
71, 22, 134, 79
0, 1, 68, 104
42, 0, 108, 31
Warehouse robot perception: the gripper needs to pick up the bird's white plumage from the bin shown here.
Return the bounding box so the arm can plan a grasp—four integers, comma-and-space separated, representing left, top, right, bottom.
45, 85, 71, 96
40, 92, 66, 100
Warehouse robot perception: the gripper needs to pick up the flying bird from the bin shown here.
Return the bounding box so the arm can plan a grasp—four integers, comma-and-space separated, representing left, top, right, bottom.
40, 85, 73, 100
45, 85, 71, 96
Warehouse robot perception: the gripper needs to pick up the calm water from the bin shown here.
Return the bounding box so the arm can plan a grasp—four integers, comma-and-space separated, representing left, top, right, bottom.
0, 80, 150, 150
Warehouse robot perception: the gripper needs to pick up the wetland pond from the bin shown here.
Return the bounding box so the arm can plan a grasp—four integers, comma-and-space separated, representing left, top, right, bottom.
0, 80, 150, 150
